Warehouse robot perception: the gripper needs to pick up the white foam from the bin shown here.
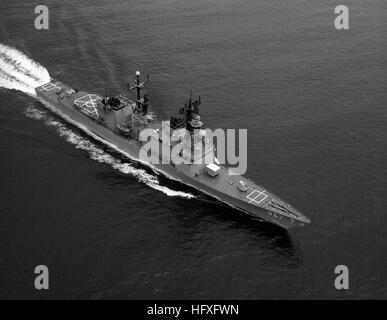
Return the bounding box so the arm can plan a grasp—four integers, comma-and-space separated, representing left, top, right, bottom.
2, 43, 194, 199
0, 43, 50, 95
24, 104, 194, 199
24, 104, 46, 120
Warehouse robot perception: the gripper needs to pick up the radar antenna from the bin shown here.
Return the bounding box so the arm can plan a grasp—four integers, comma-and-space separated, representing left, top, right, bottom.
128, 71, 149, 101
127, 71, 150, 115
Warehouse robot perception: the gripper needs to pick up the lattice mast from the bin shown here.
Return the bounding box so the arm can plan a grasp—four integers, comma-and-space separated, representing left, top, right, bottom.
185, 92, 203, 162
128, 71, 149, 115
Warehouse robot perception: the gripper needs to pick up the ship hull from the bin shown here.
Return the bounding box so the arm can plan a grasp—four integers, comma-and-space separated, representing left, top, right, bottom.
153, 164, 304, 229
35, 81, 306, 230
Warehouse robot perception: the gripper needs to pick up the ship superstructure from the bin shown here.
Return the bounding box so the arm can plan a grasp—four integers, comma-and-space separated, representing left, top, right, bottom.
35, 71, 310, 229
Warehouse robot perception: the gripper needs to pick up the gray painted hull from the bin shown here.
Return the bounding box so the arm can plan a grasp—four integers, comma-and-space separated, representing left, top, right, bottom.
35, 81, 309, 230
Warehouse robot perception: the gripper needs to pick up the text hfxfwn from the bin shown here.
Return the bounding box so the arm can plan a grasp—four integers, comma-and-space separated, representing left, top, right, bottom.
147, 304, 239, 317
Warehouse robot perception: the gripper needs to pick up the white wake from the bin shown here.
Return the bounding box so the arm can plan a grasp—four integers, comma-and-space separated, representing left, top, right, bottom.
0, 43, 193, 199
0, 44, 50, 95
24, 103, 194, 199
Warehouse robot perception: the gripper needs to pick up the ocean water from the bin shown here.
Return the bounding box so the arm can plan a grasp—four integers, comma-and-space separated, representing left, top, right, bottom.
0, 0, 386, 299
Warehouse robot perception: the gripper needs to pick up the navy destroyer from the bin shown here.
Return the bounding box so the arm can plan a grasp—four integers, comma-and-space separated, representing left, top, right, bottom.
35, 71, 310, 229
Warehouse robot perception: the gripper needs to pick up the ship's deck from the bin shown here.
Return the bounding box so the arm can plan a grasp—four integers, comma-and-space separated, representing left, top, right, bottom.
193, 165, 269, 205
188, 164, 304, 220
36, 80, 134, 132
36, 80, 307, 223
73, 94, 102, 118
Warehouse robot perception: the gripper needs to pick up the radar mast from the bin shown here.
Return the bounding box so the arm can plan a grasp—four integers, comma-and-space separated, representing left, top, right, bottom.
128, 71, 149, 115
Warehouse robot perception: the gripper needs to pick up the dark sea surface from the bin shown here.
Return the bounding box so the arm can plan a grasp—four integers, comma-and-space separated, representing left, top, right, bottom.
0, 0, 386, 299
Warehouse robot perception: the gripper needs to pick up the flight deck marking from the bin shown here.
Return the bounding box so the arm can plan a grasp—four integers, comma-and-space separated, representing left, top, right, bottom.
247, 189, 268, 205
74, 94, 102, 118
39, 82, 61, 92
